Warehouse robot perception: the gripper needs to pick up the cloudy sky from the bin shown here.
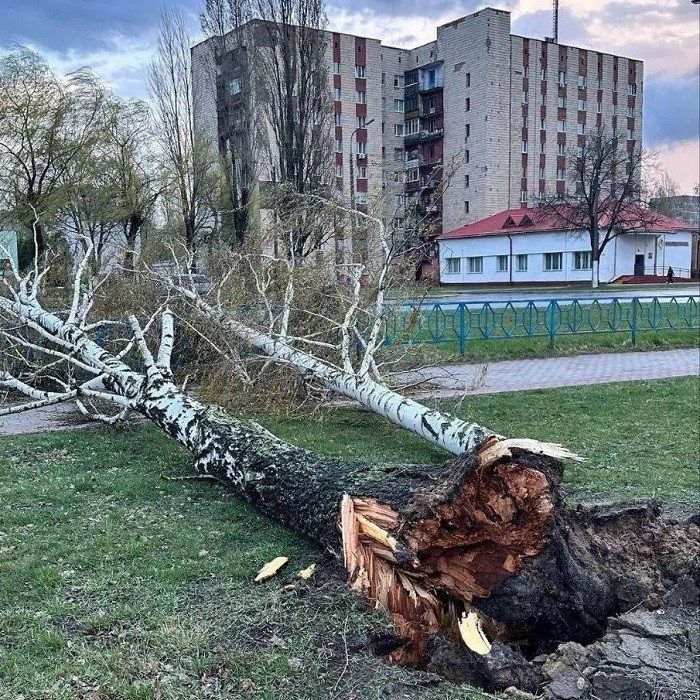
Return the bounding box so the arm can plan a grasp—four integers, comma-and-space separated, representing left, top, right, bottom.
1, 0, 698, 191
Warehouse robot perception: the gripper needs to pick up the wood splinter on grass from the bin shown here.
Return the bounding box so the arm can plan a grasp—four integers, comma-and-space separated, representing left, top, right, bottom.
254, 556, 288, 583
297, 564, 316, 579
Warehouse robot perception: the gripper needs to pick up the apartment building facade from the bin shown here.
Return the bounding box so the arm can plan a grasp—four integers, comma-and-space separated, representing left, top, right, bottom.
192, 7, 643, 258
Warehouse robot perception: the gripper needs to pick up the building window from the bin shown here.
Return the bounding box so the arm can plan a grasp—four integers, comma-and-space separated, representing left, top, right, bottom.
573, 251, 591, 270
394, 170, 405, 183
334, 113, 342, 126
523, 91, 529, 103
521, 141, 528, 153
557, 96, 566, 109
627, 106, 634, 118
541, 91, 547, 105
334, 87, 341, 100
446, 257, 460, 274
556, 168, 565, 180
394, 74, 405, 88
394, 99, 404, 112
394, 123, 404, 136
466, 97, 471, 111
497, 255, 509, 272
405, 118, 420, 135
406, 168, 419, 182
381, 72, 386, 85
539, 166, 545, 178
466, 72, 471, 87
355, 65, 365, 78
357, 165, 367, 179
577, 123, 585, 135
333, 61, 340, 74
465, 123, 470, 139
467, 256, 483, 273
465, 150, 470, 163
597, 101, 602, 113
392, 217, 404, 229
357, 115, 366, 128
540, 118, 546, 130
394, 147, 404, 162
558, 71, 566, 86
627, 128, 634, 140
520, 190, 528, 202
524, 66, 530, 78
540, 68, 547, 80
577, 75, 586, 88
578, 99, 586, 110
465, 173, 470, 187
464, 201, 470, 214
597, 77, 602, 89
540, 141, 546, 154
334, 138, 343, 152
230, 78, 242, 95
522, 115, 529, 128
543, 252, 563, 271
394, 194, 406, 206
356, 91, 366, 104
335, 164, 343, 177
629, 83, 637, 95
557, 143, 565, 155
517, 254, 528, 271
557, 120, 566, 132
355, 192, 367, 204
356, 140, 367, 156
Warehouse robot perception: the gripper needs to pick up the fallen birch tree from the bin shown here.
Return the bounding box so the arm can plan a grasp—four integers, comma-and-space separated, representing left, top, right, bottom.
1, 247, 697, 697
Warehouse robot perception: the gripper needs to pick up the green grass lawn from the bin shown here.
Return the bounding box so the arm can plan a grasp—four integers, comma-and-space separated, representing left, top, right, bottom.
0, 377, 698, 699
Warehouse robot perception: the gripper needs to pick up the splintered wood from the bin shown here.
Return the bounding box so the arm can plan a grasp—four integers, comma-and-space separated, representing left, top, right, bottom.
339, 443, 556, 662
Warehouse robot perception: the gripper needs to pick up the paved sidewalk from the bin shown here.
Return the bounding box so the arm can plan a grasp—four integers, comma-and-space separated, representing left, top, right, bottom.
1, 348, 698, 436
408, 348, 700, 398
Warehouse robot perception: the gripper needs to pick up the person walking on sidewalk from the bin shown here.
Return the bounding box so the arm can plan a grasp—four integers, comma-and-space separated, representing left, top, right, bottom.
667, 266, 674, 284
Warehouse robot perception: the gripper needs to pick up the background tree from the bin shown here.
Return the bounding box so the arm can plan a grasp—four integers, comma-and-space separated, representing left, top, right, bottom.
538, 130, 660, 288
199, 0, 258, 246
255, 0, 334, 257
149, 9, 215, 270
0, 49, 104, 263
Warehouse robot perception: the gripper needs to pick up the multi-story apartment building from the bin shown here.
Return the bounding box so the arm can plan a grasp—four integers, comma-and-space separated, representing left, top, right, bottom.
192, 7, 643, 258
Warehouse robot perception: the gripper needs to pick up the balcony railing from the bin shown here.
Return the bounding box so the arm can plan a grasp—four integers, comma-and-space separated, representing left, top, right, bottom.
404, 128, 444, 146
418, 77, 444, 92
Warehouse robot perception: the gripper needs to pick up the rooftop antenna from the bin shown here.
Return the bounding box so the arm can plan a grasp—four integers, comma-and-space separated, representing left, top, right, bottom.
552, 0, 559, 43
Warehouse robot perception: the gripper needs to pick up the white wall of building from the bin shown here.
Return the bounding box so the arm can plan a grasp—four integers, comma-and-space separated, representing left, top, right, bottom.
438, 229, 694, 284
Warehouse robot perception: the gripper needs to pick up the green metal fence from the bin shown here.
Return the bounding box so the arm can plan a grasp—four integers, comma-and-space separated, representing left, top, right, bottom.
385, 295, 700, 354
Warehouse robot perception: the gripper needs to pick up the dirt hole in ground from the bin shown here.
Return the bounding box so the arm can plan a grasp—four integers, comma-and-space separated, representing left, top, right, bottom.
389, 502, 699, 699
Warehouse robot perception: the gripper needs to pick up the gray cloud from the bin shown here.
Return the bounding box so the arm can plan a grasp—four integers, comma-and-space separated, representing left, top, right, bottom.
644, 73, 700, 146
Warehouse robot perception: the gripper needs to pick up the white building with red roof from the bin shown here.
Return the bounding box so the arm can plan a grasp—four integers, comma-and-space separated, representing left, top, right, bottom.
437, 208, 696, 285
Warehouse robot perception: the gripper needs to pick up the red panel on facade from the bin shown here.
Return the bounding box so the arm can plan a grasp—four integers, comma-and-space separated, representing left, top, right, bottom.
335, 126, 342, 140
541, 80, 547, 94
335, 153, 343, 165
628, 95, 635, 108
523, 77, 529, 92
539, 179, 546, 193
557, 133, 566, 146
578, 111, 586, 124
521, 177, 528, 190
577, 135, 585, 147
556, 180, 565, 195
355, 37, 366, 65
335, 176, 343, 189
597, 89, 603, 102
539, 154, 546, 168
521, 153, 528, 168
557, 107, 566, 120
356, 103, 367, 117
355, 78, 366, 92
612, 92, 618, 105
540, 105, 547, 118
333, 33, 341, 62
355, 128, 367, 140
333, 74, 341, 89
612, 116, 617, 130
627, 117, 635, 130
579, 49, 587, 75
557, 155, 566, 169
522, 128, 528, 140
522, 103, 529, 116
356, 178, 368, 193
334, 100, 342, 113
558, 86, 567, 98
597, 113, 602, 127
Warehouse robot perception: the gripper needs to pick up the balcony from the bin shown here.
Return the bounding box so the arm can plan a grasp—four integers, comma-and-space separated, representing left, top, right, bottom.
404, 128, 444, 147
405, 155, 423, 170
418, 77, 444, 93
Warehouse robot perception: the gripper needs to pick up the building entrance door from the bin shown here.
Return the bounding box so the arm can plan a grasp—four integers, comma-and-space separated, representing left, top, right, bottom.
634, 254, 645, 276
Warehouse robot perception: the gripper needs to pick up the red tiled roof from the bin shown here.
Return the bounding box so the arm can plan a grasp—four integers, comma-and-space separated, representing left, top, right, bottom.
439, 207, 695, 241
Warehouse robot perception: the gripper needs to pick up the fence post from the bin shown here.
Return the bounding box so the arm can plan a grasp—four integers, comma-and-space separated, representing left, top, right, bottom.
459, 303, 466, 356
549, 301, 557, 347
631, 297, 638, 346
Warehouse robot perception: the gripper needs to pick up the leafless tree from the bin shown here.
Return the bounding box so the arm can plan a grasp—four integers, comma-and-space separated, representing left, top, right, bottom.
199, 0, 258, 246
537, 129, 660, 287
0, 49, 104, 261
149, 8, 216, 270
